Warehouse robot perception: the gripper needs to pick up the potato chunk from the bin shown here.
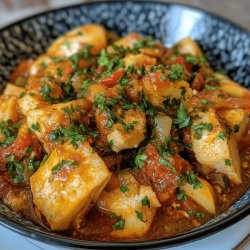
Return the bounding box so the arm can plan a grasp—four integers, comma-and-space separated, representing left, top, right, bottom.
107, 109, 146, 153
182, 177, 216, 214
30, 142, 111, 230
191, 109, 242, 184
154, 114, 172, 143
26, 99, 91, 153
47, 24, 107, 58
97, 171, 160, 238
220, 109, 249, 141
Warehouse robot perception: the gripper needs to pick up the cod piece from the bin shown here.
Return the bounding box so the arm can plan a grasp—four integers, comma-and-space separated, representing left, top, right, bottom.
30, 142, 111, 231
97, 171, 161, 238
26, 99, 91, 153
191, 109, 241, 184
219, 109, 249, 141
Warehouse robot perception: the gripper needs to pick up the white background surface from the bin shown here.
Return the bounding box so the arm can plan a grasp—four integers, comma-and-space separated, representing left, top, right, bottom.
0, 1, 249, 249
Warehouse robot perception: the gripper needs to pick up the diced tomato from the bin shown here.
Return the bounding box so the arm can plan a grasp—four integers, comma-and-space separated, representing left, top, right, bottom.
140, 144, 185, 202
99, 69, 124, 88
186, 89, 250, 111
148, 70, 171, 88
95, 110, 110, 136
0, 129, 42, 169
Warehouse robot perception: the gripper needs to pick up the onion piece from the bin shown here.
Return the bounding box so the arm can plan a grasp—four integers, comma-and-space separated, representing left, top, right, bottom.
154, 113, 172, 142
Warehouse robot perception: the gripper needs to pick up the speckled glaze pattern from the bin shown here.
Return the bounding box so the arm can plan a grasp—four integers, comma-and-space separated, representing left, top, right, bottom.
0, 1, 249, 248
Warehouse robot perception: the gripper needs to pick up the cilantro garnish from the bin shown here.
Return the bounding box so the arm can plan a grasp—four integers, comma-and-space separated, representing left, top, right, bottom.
0, 119, 21, 147
185, 172, 203, 189
132, 37, 154, 53
225, 159, 231, 167
68, 45, 93, 69
31, 122, 40, 132
177, 189, 187, 201
28, 157, 41, 171
185, 55, 199, 65
57, 67, 63, 76
40, 84, 60, 104
193, 123, 213, 139
51, 160, 78, 175
169, 64, 184, 81
134, 148, 148, 169
218, 131, 227, 140
174, 103, 190, 129
141, 196, 150, 208
81, 78, 91, 95
112, 218, 125, 231
201, 99, 214, 106
233, 124, 239, 133
204, 85, 219, 91
48, 123, 90, 149
120, 185, 129, 193
135, 210, 145, 223
6, 155, 24, 184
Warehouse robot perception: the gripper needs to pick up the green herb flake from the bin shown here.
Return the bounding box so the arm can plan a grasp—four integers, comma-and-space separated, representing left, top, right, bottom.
6, 155, 25, 185
40, 84, 59, 104
52, 160, 78, 175
0, 119, 21, 147
193, 123, 213, 139
226, 125, 232, 135
204, 85, 219, 91
185, 55, 199, 65
120, 185, 129, 193
185, 172, 203, 189
81, 79, 91, 95
169, 64, 184, 81
57, 67, 63, 76
108, 139, 114, 149
112, 218, 125, 231
141, 196, 150, 208
136, 66, 143, 76
201, 99, 214, 106
49, 123, 88, 149
181, 87, 186, 96
233, 124, 239, 133
28, 158, 41, 171
64, 40, 71, 49
135, 210, 145, 223
31, 122, 40, 132
161, 75, 167, 81
218, 131, 227, 140
40, 61, 47, 68
174, 103, 190, 129
177, 189, 187, 201
134, 149, 148, 169
132, 37, 154, 53
225, 159, 231, 167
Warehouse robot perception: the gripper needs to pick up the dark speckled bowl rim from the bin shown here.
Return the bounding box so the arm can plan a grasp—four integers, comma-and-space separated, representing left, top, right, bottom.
0, 1, 249, 249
